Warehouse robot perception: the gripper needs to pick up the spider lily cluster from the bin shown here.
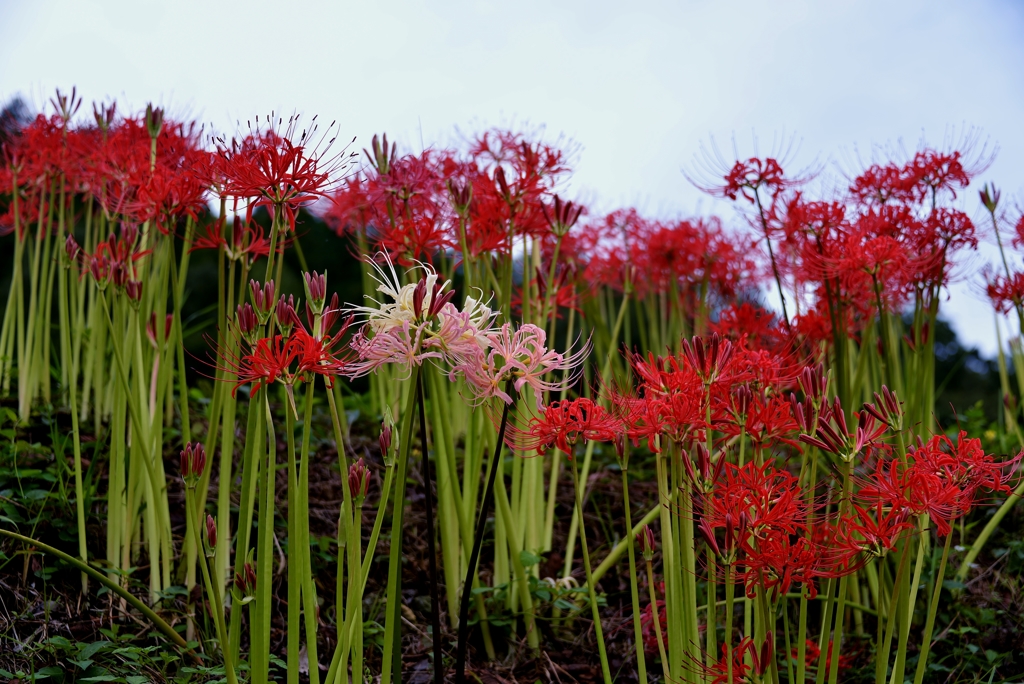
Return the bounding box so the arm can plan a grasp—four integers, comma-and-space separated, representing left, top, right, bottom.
0, 89, 1022, 684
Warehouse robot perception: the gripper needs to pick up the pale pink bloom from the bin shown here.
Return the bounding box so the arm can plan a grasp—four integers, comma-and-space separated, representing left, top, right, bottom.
350, 321, 446, 376
454, 323, 589, 408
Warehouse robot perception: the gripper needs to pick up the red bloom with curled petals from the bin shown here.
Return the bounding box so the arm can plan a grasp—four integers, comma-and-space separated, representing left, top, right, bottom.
522, 398, 622, 457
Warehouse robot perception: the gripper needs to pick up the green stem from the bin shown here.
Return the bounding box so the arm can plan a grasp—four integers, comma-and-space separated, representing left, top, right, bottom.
381, 364, 422, 684
912, 532, 953, 684
645, 560, 669, 678
621, 467, 648, 684
569, 455, 612, 684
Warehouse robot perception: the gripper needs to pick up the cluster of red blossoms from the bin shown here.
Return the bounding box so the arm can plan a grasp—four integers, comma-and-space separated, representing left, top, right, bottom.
519, 333, 1020, 603
1, 93, 350, 263
699, 148, 989, 347
216, 278, 355, 397
321, 132, 763, 324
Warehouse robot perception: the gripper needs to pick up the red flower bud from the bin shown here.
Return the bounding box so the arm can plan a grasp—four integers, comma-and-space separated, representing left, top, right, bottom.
124, 279, 143, 304
250, 279, 275, 322
303, 271, 327, 313
636, 524, 656, 561
64, 235, 81, 264
698, 517, 721, 557
348, 458, 370, 504
236, 303, 258, 340
111, 262, 129, 289
180, 442, 207, 487
145, 103, 164, 140
276, 294, 300, 336
206, 513, 217, 549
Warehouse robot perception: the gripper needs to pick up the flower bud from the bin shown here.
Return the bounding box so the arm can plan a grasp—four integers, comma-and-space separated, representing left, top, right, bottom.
494, 166, 512, 204
111, 262, 129, 290
447, 178, 472, 217
364, 133, 396, 175
64, 235, 81, 266
303, 271, 327, 315
980, 183, 1000, 213
146, 313, 174, 349
93, 101, 116, 132
542, 194, 583, 237
121, 224, 139, 249
380, 414, 397, 468
236, 303, 259, 343
412, 277, 427, 320
180, 442, 207, 488
250, 279, 275, 324
89, 255, 112, 288
234, 558, 257, 604
636, 524, 656, 562
205, 513, 217, 556
276, 295, 301, 337
698, 517, 721, 557
145, 103, 164, 140
125, 279, 143, 307
614, 433, 628, 467
348, 458, 370, 505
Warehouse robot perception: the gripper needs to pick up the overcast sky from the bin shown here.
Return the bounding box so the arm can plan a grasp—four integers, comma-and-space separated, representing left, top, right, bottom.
2, 0, 1023, 354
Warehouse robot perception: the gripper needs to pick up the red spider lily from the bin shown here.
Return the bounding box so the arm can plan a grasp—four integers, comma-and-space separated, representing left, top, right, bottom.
737, 533, 826, 600
702, 460, 806, 543
799, 397, 887, 461
216, 115, 352, 231
693, 633, 773, 684
190, 216, 278, 263
836, 501, 913, 559
1012, 212, 1024, 250
356, 149, 455, 263
889, 431, 1024, 533
718, 389, 801, 453
218, 334, 303, 397
985, 271, 1024, 315
721, 157, 787, 203
293, 324, 357, 387
848, 149, 975, 208
710, 303, 787, 352
518, 397, 622, 457
792, 640, 851, 676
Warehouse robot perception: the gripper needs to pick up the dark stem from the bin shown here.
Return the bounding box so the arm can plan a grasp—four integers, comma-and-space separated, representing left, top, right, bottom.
418, 374, 445, 684
454, 378, 516, 684
754, 189, 791, 330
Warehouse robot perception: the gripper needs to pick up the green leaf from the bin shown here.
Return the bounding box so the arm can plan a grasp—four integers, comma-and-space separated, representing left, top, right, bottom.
519, 550, 541, 568
943, 579, 966, 591
554, 599, 578, 612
